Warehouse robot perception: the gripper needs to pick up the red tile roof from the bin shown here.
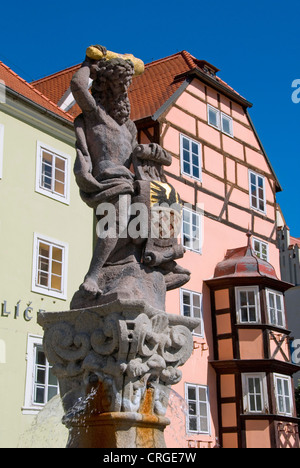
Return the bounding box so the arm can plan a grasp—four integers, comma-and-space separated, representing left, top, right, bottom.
0, 61, 73, 122
32, 51, 248, 122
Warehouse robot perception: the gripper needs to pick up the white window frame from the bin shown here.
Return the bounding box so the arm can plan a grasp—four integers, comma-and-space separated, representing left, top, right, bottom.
180, 289, 203, 337
185, 383, 211, 435
182, 207, 202, 254
207, 104, 233, 137
207, 104, 220, 130
0, 123, 4, 179
180, 134, 202, 181
32, 232, 68, 300
242, 373, 269, 414
252, 237, 269, 262
23, 334, 59, 414
273, 373, 293, 416
221, 111, 234, 137
235, 286, 261, 324
266, 289, 285, 328
35, 141, 71, 204
249, 170, 266, 214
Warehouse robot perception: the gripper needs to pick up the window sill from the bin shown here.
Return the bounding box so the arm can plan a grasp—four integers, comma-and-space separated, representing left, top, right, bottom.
235, 323, 291, 334
22, 405, 44, 415
250, 206, 267, 216
32, 285, 67, 301
240, 413, 299, 423
35, 187, 70, 205
181, 170, 202, 183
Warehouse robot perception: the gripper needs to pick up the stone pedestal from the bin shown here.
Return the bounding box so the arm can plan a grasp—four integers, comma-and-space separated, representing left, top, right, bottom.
65, 411, 169, 448
38, 299, 199, 448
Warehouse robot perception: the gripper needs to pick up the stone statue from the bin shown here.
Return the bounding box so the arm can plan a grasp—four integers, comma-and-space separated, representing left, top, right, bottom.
70, 45, 190, 310
38, 46, 198, 448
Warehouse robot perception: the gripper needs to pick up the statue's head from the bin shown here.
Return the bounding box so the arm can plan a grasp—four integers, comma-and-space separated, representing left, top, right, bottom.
91, 58, 134, 125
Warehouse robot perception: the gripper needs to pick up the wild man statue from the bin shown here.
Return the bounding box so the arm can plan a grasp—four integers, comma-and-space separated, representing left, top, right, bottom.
70, 45, 190, 310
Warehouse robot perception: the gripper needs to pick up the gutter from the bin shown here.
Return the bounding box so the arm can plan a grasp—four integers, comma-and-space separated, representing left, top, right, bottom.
4, 86, 74, 130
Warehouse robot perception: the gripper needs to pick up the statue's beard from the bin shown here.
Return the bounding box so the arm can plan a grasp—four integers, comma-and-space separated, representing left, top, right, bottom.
107, 94, 131, 125
94, 91, 131, 125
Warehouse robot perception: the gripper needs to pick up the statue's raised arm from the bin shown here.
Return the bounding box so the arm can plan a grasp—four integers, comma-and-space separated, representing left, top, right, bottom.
70, 45, 107, 115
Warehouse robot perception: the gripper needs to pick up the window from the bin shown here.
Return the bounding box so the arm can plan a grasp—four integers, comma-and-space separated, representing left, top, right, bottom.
185, 384, 210, 434
180, 134, 202, 181
36, 141, 70, 204
23, 335, 59, 414
32, 233, 68, 299
207, 104, 233, 137
207, 105, 220, 129
266, 289, 285, 327
180, 289, 203, 336
253, 238, 269, 261
0, 123, 4, 179
235, 286, 261, 323
274, 374, 293, 416
221, 112, 233, 136
182, 207, 202, 253
249, 170, 266, 213
242, 373, 268, 413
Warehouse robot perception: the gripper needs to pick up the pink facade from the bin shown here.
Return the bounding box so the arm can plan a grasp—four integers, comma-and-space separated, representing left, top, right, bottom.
136, 67, 298, 448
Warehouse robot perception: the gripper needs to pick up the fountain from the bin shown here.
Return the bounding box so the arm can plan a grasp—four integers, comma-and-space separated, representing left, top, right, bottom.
37, 45, 200, 449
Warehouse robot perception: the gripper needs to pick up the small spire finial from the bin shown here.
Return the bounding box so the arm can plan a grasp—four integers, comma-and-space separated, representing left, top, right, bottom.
246, 230, 252, 248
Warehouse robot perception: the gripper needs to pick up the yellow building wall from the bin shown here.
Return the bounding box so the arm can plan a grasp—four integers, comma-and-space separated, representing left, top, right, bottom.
0, 109, 93, 447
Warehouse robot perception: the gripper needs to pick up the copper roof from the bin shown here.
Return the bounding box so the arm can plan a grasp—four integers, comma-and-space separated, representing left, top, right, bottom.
32, 50, 250, 121
213, 233, 279, 281
0, 61, 73, 122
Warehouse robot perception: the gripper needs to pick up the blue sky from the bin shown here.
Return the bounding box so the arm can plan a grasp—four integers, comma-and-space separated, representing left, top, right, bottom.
1, 0, 299, 236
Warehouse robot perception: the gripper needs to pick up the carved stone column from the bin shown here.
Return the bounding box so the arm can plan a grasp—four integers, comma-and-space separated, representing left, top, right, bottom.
38, 299, 199, 448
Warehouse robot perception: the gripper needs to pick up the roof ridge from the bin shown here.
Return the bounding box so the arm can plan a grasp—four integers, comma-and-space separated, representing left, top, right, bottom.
180, 50, 197, 69
0, 61, 73, 120
144, 51, 190, 68
31, 50, 196, 83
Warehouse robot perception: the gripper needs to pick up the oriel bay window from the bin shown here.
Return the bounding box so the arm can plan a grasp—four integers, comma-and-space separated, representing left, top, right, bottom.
274, 374, 293, 416
242, 373, 268, 414
235, 286, 261, 323
266, 289, 285, 328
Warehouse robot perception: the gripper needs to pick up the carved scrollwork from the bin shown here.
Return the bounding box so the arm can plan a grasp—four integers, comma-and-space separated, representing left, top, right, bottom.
44, 321, 90, 365
41, 305, 198, 415
161, 325, 194, 366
